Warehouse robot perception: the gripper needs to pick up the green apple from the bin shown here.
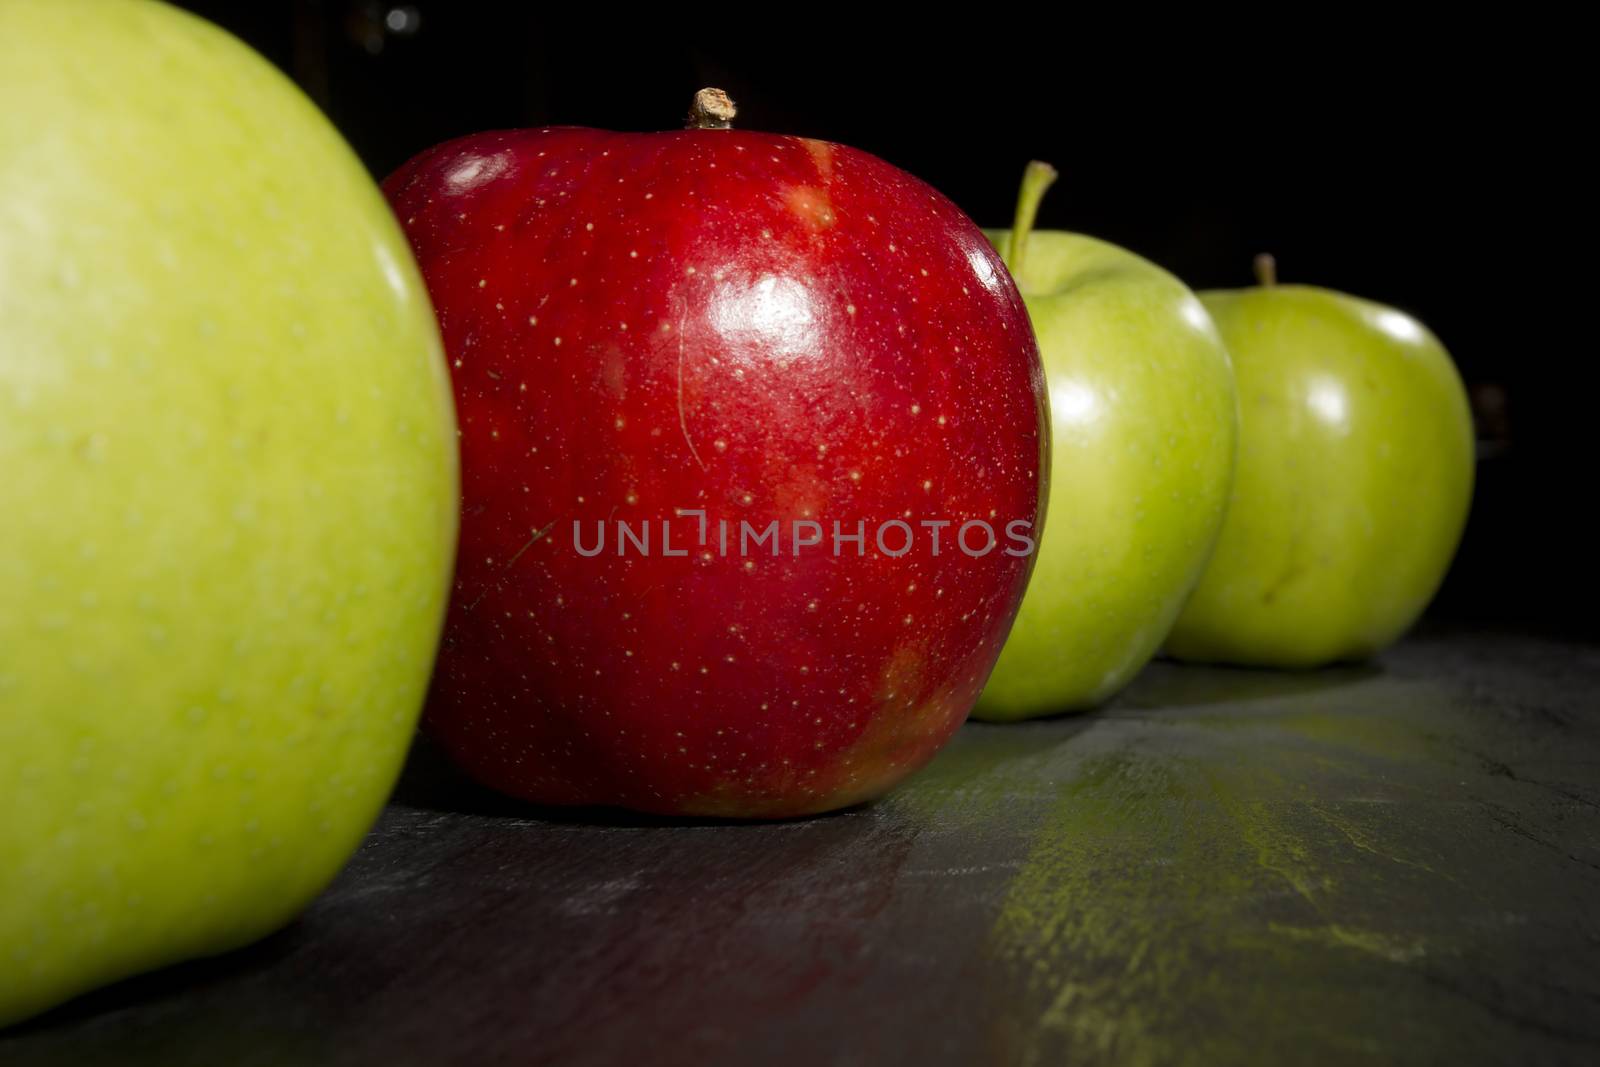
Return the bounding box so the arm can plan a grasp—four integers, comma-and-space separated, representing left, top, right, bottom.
0, 0, 457, 1026
974, 163, 1237, 720
1164, 256, 1473, 667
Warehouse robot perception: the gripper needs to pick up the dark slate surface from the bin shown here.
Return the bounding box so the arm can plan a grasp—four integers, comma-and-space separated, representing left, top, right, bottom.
5, 629, 1599, 1065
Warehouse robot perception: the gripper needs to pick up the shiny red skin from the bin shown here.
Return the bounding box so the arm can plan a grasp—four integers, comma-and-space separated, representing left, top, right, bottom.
385, 125, 1046, 817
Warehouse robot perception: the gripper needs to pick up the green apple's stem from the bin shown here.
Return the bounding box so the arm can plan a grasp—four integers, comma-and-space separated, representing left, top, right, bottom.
1004, 161, 1059, 280
687, 88, 736, 130
1254, 253, 1278, 287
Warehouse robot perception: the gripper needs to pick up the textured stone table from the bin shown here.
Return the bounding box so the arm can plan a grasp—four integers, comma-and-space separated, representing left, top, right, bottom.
5, 629, 1598, 1065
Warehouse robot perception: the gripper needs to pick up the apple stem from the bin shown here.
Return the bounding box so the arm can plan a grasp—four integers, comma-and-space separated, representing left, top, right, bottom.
1004, 161, 1058, 281
687, 88, 737, 130
1254, 253, 1278, 287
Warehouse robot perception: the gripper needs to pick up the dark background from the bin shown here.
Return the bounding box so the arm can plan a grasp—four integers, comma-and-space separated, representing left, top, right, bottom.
177, 2, 1593, 638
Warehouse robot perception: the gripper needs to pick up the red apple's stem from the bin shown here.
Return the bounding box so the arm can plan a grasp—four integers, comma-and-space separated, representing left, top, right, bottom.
1254, 253, 1278, 287
1004, 161, 1058, 281
687, 88, 737, 130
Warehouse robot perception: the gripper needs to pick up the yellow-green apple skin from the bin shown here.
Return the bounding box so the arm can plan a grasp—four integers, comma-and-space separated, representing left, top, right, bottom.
974, 164, 1237, 720
0, 0, 457, 1026
1164, 272, 1473, 667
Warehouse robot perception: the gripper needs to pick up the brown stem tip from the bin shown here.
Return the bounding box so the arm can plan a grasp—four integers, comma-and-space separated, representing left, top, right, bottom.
687, 88, 737, 130
1253, 252, 1278, 287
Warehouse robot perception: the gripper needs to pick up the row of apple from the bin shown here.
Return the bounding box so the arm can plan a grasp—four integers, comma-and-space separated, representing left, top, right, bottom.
392, 105, 1471, 815
0, 1, 1471, 1027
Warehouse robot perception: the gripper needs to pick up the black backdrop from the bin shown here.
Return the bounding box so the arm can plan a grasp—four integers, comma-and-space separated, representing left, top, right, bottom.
175, 3, 1594, 638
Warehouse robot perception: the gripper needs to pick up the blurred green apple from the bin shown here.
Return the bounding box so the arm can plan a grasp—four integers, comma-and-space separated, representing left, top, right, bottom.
0, 0, 456, 1026
1164, 256, 1473, 667
974, 163, 1237, 720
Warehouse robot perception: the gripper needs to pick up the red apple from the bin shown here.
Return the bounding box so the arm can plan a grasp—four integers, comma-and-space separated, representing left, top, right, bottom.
385, 91, 1046, 817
